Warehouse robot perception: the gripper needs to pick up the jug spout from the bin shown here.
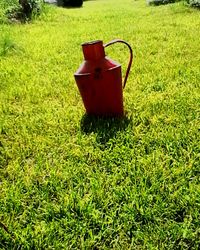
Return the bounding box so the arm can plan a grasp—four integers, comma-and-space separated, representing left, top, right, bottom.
82, 40, 105, 61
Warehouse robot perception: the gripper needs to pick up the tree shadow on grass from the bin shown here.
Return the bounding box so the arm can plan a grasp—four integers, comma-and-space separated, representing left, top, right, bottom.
80, 114, 132, 146
56, 0, 83, 8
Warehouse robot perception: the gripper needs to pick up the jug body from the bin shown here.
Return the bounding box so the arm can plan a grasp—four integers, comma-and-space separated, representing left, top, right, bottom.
75, 56, 123, 116
74, 40, 124, 116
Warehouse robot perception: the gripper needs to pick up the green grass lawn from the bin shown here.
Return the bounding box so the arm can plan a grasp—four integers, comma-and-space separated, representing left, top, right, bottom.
0, 0, 200, 248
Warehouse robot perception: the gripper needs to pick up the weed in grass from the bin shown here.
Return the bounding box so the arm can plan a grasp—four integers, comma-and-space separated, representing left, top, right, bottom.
0, 35, 18, 56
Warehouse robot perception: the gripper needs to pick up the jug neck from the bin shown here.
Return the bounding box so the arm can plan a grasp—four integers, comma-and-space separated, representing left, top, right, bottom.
82, 40, 105, 61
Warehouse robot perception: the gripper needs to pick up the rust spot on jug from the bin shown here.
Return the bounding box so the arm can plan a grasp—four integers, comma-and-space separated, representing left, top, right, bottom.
94, 67, 102, 79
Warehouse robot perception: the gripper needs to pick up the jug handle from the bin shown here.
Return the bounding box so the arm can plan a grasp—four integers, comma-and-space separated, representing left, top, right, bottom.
104, 39, 133, 89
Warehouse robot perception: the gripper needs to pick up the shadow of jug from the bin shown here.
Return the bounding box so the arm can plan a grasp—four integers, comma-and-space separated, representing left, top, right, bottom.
80, 114, 132, 145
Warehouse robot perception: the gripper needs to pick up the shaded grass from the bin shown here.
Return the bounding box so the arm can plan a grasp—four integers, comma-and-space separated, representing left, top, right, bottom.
0, 0, 200, 249
0, 34, 19, 56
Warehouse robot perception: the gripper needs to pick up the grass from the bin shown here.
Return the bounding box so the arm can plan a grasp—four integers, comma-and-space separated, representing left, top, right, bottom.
0, 34, 19, 56
0, 0, 200, 248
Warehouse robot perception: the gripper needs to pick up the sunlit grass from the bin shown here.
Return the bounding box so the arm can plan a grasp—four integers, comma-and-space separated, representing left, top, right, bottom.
0, 0, 200, 249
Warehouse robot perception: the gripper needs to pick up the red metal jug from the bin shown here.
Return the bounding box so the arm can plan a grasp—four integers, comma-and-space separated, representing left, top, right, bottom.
74, 39, 133, 116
